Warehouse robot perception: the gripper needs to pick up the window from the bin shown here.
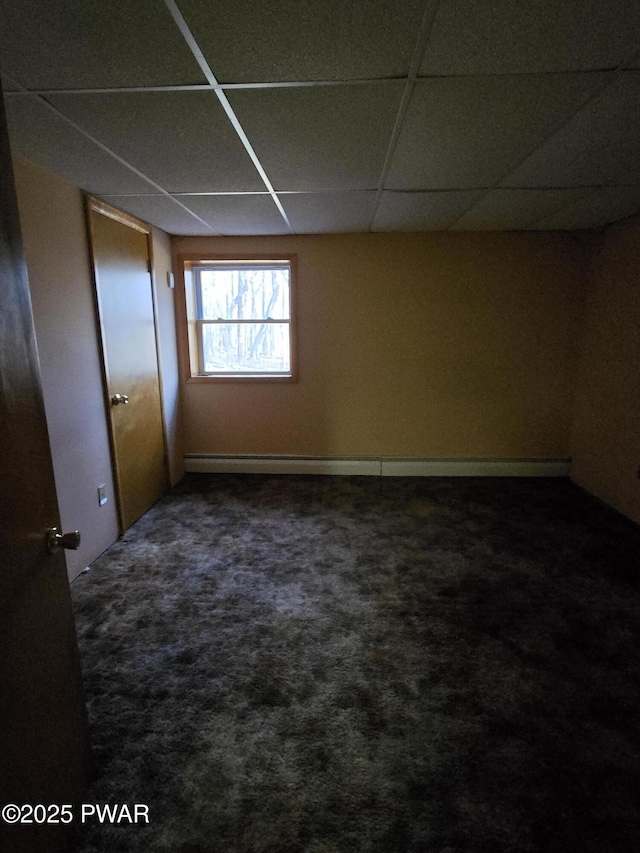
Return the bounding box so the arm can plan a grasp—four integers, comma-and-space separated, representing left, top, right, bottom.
180, 256, 296, 381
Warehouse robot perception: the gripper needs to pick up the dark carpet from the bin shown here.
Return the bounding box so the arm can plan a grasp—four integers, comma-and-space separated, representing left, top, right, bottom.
68, 474, 640, 853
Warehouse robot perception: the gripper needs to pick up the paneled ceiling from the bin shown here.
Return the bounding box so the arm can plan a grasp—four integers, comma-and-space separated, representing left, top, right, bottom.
2, 0, 640, 236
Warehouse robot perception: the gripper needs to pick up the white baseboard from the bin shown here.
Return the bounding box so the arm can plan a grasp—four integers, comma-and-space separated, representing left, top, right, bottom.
184, 455, 570, 478
381, 458, 571, 477
184, 455, 379, 476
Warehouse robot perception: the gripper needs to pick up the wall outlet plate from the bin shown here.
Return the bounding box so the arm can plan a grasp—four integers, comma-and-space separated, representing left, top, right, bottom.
98, 484, 108, 506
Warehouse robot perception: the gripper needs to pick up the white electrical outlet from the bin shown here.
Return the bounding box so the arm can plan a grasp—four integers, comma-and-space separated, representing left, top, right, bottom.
98, 484, 108, 506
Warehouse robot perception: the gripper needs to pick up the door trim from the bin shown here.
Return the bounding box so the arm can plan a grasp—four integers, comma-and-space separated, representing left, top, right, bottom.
84, 195, 170, 534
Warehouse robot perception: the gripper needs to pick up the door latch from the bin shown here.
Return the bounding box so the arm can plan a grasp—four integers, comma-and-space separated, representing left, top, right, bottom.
47, 528, 81, 553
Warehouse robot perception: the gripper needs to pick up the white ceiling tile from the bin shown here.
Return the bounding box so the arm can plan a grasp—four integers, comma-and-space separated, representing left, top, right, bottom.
179, 0, 424, 83
0, 0, 205, 89
620, 167, 640, 185
1, 75, 19, 92
98, 195, 216, 236
280, 192, 376, 233
372, 191, 485, 230
450, 188, 592, 231
503, 72, 640, 188
227, 84, 403, 191
48, 92, 265, 193
533, 186, 640, 230
421, 0, 640, 74
5, 96, 155, 194
386, 75, 605, 190
178, 195, 290, 235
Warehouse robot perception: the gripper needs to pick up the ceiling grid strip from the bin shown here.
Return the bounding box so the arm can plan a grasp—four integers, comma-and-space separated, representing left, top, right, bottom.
1, 68, 618, 99
525, 186, 612, 230
164, 0, 295, 234
2, 74, 219, 234
367, 0, 443, 232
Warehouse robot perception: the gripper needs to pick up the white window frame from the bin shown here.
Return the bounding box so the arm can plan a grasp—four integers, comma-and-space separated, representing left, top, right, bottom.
179, 255, 297, 383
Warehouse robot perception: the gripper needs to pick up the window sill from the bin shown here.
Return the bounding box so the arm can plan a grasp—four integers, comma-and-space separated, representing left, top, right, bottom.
187, 374, 296, 384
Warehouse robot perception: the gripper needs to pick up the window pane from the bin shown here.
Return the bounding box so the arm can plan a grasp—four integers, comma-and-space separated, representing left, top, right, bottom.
201, 323, 291, 373
199, 267, 290, 320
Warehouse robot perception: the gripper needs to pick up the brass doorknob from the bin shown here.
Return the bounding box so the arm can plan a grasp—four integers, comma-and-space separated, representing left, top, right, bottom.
111, 393, 129, 405
47, 528, 81, 553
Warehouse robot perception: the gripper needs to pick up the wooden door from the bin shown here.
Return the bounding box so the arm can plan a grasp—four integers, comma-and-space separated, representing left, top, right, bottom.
87, 200, 168, 531
0, 87, 91, 853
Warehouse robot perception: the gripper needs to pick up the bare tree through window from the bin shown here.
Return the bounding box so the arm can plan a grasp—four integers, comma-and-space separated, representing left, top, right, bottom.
192, 262, 293, 376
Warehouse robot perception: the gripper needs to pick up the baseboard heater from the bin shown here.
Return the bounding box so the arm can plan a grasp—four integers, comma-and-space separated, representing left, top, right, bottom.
184, 455, 571, 477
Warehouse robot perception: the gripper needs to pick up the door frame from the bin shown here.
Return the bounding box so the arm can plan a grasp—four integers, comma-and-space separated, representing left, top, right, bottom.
84, 195, 170, 534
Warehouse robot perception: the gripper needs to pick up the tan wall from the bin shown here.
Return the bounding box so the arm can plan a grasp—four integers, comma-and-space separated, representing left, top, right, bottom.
13, 155, 119, 580
13, 156, 184, 579
151, 227, 185, 485
174, 232, 586, 460
570, 217, 640, 525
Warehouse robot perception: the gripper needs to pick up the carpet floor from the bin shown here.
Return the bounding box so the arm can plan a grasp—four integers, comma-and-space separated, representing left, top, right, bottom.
68, 474, 640, 853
